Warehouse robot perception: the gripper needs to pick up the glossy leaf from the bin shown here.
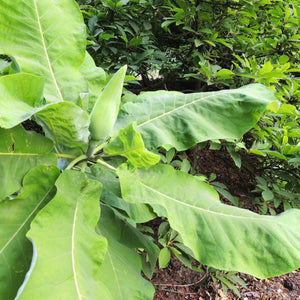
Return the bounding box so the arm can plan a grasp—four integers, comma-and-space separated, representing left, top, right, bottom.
118, 163, 300, 278
0, 73, 44, 128
36, 102, 90, 153
0, 0, 87, 103
17, 170, 109, 299
0, 125, 57, 200
115, 84, 276, 150
96, 206, 155, 300
105, 122, 160, 169
0, 165, 60, 300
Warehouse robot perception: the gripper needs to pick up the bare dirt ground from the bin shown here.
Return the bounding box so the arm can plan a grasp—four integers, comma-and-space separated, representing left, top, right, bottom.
150, 146, 300, 300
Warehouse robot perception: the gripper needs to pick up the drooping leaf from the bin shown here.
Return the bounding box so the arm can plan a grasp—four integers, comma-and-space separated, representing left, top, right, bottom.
36, 102, 90, 153
17, 170, 110, 299
0, 73, 44, 128
0, 165, 60, 300
0, 125, 57, 200
114, 84, 276, 150
117, 163, 300, 279
105, 122, 160, 169
0, 0, 87, 103
96, 206, 155, 300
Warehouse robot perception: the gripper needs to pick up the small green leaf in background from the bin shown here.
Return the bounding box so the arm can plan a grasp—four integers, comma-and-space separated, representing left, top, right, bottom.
0, 73, 44, 128
0, 125, 57, 200
105, 122, 160, 169
17, 170, 108, 300
159, 247, 171, 269
262, 189, 274, 201
0, 165, 60, 300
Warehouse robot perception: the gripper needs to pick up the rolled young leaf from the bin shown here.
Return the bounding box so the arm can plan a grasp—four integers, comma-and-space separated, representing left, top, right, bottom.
117, 163, 300, 279
17, 170, 110, 299
0, 165, 60, 300
88, 65, 127, 154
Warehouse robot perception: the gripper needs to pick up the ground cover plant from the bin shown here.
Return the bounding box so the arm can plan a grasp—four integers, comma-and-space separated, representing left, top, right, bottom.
0, 0, 300, 299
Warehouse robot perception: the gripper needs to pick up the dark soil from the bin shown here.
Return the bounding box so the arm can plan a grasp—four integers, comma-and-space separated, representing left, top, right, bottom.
150, 146, 300, 300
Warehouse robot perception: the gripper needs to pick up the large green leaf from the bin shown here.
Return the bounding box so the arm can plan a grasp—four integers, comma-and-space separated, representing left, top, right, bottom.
0, 73, 44, 128
0, 165, 60, 300
117, 163, 300, 278
114, 84, 277, 150
0, 125, 57, 200
96, 206, 155, 300
105, 122, 160, 169
36, 102, 90, 153
17, 170, 109, 299
0, 0, 87, 103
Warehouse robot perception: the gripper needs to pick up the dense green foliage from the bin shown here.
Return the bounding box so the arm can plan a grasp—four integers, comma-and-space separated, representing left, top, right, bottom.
0, 0, 299, 299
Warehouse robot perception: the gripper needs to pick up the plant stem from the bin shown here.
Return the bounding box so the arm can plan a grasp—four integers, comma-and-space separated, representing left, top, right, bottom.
96, 159, 116, 172
92, 142, 107, 155
81, 160, 87, 173
56, 153, 77, 159
66, 154, 87, 170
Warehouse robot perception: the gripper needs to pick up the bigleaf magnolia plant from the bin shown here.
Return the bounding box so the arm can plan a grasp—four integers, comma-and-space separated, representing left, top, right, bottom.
0, 1, 299, 299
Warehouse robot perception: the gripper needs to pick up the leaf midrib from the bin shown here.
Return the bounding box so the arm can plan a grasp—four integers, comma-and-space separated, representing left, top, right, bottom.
0, 186, 55, 255
71, 200, 82, 300
137, 90, 233, 128
33, 0, 63, 102
133, 172, 272, 222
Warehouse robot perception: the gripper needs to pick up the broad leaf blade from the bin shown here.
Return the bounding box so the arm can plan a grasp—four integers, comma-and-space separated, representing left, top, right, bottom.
0, 125, 57, 200
0, 165, 60, 300
17, 170, 109, 299
96, 206, 155, 300
36, 102, 90, 153
0, 0, 87, 103
115, 84, 276, 150
0, 73, 44, 128
105, 122, 160, 169
118, 164, 300, 278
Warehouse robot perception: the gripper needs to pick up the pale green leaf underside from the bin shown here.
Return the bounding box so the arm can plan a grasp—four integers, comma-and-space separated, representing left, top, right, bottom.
96, 206, 155, 300
118, 164, 300, 278
0, 73, 44, 128
0, 125, 57, 200
0, 165, 59, 300
105, 122, 160, 169
36, 102, 90, 153
115, 84, 277, 150
0, 0, 87, 103
17, 170, 109, 300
